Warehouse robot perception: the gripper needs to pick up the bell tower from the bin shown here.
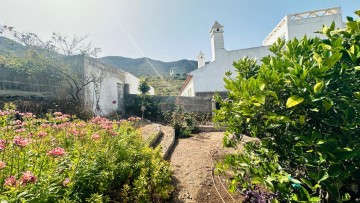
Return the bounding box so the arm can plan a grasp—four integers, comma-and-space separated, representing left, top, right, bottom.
197, 51, 205, 68
210, 21, 224, 62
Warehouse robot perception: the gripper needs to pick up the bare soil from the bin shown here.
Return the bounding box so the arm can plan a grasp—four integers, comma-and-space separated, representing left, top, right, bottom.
169, 132, 244, 203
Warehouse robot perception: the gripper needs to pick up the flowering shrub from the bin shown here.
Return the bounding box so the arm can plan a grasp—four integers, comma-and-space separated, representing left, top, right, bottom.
0, 104, 173, 202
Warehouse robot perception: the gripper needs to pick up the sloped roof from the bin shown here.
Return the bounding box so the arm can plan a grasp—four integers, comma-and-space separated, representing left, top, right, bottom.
212, 21, 223, 29
210, 21, 224, 32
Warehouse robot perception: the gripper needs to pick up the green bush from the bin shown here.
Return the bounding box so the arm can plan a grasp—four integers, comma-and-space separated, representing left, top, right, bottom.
215, 11, 360, 202
0, 104, 173, 202
163, 106, 212, 137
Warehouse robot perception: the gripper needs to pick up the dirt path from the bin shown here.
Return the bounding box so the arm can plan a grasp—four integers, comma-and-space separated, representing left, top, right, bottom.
169, 132, 244, 203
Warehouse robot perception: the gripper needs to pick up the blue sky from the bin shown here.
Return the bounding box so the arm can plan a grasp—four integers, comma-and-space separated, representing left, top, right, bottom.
0, 0, 357, 61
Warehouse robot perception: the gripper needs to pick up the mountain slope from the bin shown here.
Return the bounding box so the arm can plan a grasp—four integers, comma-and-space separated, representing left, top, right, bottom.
99, 56, 197, 77
0, 36, 26, 55
0, 36, 198, 78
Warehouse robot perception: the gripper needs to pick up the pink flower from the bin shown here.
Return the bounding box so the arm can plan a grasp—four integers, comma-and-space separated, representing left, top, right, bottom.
22, 112, 34, 119
63, 178, 71, 187
101, 124, 112, 130
0, 139, 6, 151
14, 128, 26, 133
0, 161, 6, 169
54, 112, 62, 117
48, 147, 65, 157
4, 176, 16, 187
21, 171, 36, 185
71, 129, 79, 136
37, 131, 48, 138
109, 131, 117, 136
91, 134, 101, 140
76, 122, 86, 128
13, 137, 29, 148
41, 123, 50, 128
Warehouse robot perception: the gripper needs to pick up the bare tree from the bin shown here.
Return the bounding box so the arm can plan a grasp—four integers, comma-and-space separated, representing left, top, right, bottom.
1, 25, 103, 104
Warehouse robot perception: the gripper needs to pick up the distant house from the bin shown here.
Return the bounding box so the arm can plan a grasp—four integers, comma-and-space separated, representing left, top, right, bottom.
180, 7, 343, 98
67, 55, 154, 115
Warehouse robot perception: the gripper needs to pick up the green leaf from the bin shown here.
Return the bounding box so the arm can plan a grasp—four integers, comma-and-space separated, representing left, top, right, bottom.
239, 163, 249, 167
322, 100, 333, 111
317, 140, 325, 145
313, 81, 324, 93
341, 193, 351, 201
346, 16, 354, 22
259, 82, 265, 90
255, 95, 266, 104
299, 115, 306, 125
318, 171, 329, 183
286, 95, 304, 108
313, 53, 322, 66
322, 26, 331, 37
355, 66, 360, 71
253, 103, 262, 107
251, 177, 263, 184
310, 108, 319, 112
309, 197, 321, 202
355, 10, 360, 17
268, 91, 278, 100
354, 92, 360, 100
298, 185, 310, 201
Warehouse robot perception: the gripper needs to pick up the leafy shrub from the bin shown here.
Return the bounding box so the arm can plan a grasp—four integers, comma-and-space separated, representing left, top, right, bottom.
0, 103, 173, 202
138, 79, 151, 95
215, 11, 360, 202
125, 94, 162, 121
163, 106, 209, 137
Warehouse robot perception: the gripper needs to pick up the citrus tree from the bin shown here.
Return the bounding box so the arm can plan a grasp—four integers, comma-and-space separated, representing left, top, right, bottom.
214, 11, 360, 202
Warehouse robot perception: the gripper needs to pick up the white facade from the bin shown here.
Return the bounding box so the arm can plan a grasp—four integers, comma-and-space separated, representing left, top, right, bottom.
180, 7, 343, 97
263, 7, 342, 45
83, 56, 154, 115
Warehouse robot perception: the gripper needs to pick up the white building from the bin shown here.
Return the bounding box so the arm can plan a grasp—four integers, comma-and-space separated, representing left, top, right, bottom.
68, 55, 154, 116
180, 7, 343, 97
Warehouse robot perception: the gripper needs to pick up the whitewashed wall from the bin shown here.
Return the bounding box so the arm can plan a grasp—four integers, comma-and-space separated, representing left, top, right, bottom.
264, 7, 343, 46
180, 78, 194, 97
181, 7, 344, 97
83, 56, 154, 116
287, 10, 343, 40
182, 46, 271, 94
125, 72, 155, 95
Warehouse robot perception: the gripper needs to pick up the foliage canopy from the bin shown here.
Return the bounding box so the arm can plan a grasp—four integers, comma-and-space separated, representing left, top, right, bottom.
215, 11, 360, 202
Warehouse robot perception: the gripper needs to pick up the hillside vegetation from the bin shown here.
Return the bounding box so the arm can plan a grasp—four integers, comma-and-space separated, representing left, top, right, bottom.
145, 75, 186, 96
99, 56, 197, 77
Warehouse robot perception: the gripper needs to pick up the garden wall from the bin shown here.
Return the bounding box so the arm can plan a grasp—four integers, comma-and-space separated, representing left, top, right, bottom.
0, 66, 65, 98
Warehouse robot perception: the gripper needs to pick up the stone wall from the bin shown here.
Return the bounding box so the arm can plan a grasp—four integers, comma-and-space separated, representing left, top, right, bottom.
125, 94, 213, 115
0, 66, 65, 98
